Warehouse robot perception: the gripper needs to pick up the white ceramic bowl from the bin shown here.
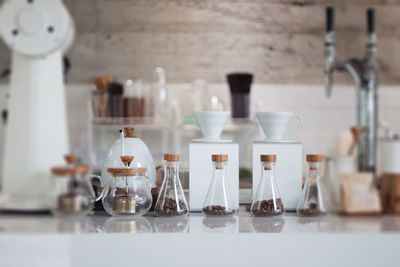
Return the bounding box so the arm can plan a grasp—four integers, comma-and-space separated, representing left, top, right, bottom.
256, 112, 302, 140
194, 111, 230, 140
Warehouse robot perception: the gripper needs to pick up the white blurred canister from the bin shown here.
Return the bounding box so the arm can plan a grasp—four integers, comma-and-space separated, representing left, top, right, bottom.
380, 138, 400, 174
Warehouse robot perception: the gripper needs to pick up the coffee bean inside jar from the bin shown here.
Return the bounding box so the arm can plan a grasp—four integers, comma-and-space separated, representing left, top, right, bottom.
251, 155, 285, 217
202, 155, 237, 217
154, 154, 189, 217
250, 198, 284, 217
155, 197, 188, 216
202, 205, 235, 216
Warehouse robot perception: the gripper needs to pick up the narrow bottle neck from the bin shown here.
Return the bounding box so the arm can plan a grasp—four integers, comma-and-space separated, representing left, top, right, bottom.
307, 162, 321, 181
165, 161, 180, 178
261, 162, 275, 180
212, 162, 227, 180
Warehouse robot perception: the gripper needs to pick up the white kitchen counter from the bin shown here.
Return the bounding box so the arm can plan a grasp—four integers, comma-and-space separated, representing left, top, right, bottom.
0, 208, 399, 267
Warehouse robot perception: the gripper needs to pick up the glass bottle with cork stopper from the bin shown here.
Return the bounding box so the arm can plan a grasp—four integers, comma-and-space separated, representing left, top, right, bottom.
203, 154, 237, 216
251, 154, 285, 216
50, 154, 104, 217
297, 154, 327, 216
103, 155, 152, 216
154, 153, 188, 216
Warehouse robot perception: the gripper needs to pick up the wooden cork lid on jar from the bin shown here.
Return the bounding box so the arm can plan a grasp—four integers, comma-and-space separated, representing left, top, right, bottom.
124, 127, 136, 138
164, 153, 180, 162
51, 165, 90, 176
212, 154, 228, 162
306, 154, 324, 162
107, 167, 147, 176
51, 154, 90, 176
260, 154, 277, 162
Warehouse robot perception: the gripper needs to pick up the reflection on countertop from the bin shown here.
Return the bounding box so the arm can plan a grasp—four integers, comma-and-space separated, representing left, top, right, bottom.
1, 208, 400, 234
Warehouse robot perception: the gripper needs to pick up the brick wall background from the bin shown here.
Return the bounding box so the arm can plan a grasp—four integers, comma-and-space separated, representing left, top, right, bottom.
1, 0, 400, 84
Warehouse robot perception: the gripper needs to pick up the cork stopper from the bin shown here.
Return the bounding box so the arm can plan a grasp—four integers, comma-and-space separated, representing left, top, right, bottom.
212, 154, 228, 162
64, 154, 78, 165
107, 167, 147, 176
164, 153, 180, 162
120, 156, 134, 167
124, 127, 136, 138
351, 126, 362, 142
306, 154, 324, 162
52, 154, 90, 176
51, 165, 90, 176
260, 154, 277, 162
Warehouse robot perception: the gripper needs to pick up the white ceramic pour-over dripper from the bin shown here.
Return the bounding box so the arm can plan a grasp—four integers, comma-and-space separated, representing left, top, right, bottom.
256, 112, 302, 141
194, 111, 230, 141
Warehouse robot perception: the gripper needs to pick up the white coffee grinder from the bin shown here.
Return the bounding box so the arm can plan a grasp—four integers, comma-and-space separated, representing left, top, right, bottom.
0, 0, 75, 211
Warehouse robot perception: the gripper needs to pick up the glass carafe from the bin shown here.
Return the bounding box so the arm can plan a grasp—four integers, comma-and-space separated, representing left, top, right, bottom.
102, 156, 152, 216
155, 154, 188, 216
203, 154, 236, 216
50, 154, 105, 217
297, 154, 326, 216
251, 155, 284, 216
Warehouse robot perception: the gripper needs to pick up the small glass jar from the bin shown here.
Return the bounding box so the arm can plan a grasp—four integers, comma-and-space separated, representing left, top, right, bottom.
297, 154, 327, 216
203, 154, 237, 216
103, 156, 152, 216
155, 153, 188, 216
50, 155, 104, 217
251, 154, 284, 217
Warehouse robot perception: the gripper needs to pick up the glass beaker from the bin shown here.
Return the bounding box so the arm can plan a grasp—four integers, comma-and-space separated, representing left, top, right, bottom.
251, 155, 284, 216
203, 154, 236, 216
297, 154, 327, 216
155, 153, 188, 216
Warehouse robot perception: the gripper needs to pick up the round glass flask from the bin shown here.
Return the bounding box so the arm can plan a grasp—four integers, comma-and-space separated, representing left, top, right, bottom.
50, 154, 104, 217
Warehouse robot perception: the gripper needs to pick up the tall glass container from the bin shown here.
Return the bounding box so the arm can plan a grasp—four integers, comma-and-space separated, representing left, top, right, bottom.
297, 154, 326, 216
123, 79, 145, 117
251, 155, 284, 216
151, 67, 168, 120
155, 153, 188, 216
203, 154, 236, 216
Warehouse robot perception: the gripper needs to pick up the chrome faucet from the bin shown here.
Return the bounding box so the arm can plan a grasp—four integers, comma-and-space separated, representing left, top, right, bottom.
325, 7, 378, 173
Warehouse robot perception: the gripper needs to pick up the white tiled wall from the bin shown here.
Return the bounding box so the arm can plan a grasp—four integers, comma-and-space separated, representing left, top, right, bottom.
0, 84, 399, 170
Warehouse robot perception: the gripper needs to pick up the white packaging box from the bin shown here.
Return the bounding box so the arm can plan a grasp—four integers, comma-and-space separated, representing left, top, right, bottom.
189, 143, 239, 212
252, 141, 302, 211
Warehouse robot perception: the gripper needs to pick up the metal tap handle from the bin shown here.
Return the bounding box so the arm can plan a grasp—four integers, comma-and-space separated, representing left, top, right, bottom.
326, 7, 334, 32
367, 8, 375, 34
325, 7, 335, 97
